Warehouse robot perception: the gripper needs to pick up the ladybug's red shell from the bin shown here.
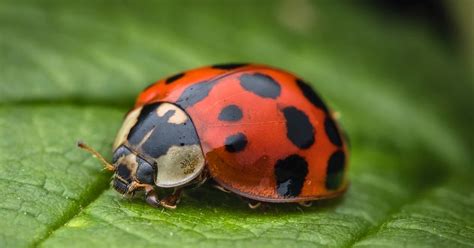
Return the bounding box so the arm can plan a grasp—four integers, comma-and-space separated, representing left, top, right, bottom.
136, 64, 348, 202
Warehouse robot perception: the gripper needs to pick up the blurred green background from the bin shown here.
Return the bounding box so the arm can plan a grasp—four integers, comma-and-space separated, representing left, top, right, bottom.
0, 0, 472, 247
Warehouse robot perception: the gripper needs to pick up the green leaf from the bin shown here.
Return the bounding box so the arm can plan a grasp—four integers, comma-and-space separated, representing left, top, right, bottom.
0, 106, 121, 247
0, 1, 472, 247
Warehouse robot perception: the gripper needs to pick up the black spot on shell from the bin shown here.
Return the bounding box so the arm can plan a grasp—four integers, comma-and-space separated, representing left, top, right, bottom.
282, 106, 315, 149
240, 73, 281, 99
274, 154, 309, 197
212, 63, 248, 70
225, 133, 248, 153
176, 80, 218, 108
324, 116, 343, 147
325, 150, 345, 190
127, 103, 200, 158
296, 78, 329, 113
218, 105, 243, 122
165, 72, 185, 84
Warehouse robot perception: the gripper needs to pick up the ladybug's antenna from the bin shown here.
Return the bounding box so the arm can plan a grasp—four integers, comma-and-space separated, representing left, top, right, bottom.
77, 141, 115, 171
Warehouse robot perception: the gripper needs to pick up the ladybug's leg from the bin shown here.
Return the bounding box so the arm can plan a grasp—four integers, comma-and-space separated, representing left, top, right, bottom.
204, 172, 231, 193
160, 188, 183, 209
192, 170, 209, 189
213, 184, 231, 193
247, 199, 262, 209
144, 186, 160, 208
298, 201, 313, 207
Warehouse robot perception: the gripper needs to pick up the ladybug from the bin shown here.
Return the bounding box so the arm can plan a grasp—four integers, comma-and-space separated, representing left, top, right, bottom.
78, 63, 349, 209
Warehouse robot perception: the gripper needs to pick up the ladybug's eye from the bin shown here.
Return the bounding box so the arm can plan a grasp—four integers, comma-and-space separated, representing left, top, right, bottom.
136, 157, 155, 184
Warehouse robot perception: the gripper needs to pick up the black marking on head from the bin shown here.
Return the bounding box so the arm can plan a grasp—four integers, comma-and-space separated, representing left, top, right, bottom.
282, 106, 315, 149
116, 164, 132, 182
165, 72, 185, 84
224, 133, 248, 153
324, 116, 343, 147
239, 73, 281, 99
218, 105, 243, 122
325, 150, 345, 190
274, 154, 309, 197
127, 103, 200, 158
136, 156, 155, 184
113, 179, 129, 194
212, 63, 248, 70
296, 78, 329, 113
176, 80, 218, 108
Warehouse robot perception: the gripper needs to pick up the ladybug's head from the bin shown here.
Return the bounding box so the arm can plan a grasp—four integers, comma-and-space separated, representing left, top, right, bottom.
77, 142, 156, 196
77, 102, 206, 206
111, 145, 156, 195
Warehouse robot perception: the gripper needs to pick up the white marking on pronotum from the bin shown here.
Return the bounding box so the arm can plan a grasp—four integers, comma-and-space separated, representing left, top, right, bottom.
156, 103, 188, 125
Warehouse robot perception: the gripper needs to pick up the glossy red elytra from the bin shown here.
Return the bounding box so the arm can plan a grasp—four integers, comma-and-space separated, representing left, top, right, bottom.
79, 63, 349, 209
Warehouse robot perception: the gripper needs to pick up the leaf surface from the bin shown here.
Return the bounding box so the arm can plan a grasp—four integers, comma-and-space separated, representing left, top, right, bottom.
0, 1, 472, 247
